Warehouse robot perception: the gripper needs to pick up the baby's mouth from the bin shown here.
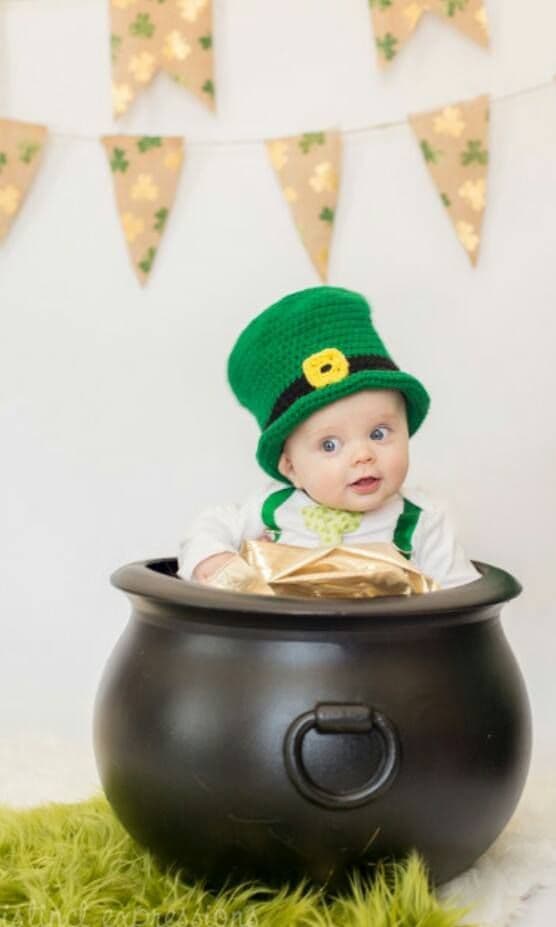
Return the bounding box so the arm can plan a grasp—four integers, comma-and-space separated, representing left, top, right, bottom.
350, 476, 381, 489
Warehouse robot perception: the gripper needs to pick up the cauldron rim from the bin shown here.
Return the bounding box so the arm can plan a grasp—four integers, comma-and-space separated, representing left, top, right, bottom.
111, 558, 521, 624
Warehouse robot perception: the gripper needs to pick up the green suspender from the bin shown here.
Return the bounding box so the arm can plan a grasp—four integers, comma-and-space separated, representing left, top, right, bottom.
261, 487, 296, 542
393, 498, 422, 560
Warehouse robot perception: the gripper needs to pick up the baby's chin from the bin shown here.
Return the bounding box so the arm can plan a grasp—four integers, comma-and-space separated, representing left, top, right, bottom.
342, 492, 390, 513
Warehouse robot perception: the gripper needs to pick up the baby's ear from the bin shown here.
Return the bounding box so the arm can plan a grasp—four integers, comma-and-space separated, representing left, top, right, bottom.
278, 451, 296, 484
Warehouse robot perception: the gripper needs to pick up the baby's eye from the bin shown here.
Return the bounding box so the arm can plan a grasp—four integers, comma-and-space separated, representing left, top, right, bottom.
321, 437, 341, 453
370, 426, 389, 441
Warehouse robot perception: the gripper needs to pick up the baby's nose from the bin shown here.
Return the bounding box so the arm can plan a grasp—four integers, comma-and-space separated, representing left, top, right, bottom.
353, 439, 376, 462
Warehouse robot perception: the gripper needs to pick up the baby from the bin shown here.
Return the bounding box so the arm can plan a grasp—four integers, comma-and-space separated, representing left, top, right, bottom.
178, 286, 481, 590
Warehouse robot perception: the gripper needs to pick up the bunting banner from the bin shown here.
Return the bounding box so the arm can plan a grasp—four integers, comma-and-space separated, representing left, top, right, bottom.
2, 77, 550, 278
102, 134, 184, 284
409, 94, 489, 265
110, 0, 215, 118
266, 131, 341, 281
370, 0, 489, 68
0, 119, 48, 243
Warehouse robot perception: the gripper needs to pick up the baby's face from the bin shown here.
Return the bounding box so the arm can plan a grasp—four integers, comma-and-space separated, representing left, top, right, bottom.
278, 389, 409, 512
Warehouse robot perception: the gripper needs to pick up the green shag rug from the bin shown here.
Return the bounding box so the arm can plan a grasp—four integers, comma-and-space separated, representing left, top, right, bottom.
0, 795, 475, 927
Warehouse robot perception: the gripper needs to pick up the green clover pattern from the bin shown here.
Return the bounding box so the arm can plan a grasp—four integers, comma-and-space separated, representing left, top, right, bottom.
130, 14, 155, 39
110, 148, 129, 173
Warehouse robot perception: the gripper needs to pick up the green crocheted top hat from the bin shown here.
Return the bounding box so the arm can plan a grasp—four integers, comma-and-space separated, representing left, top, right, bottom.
227, 286, 430, 484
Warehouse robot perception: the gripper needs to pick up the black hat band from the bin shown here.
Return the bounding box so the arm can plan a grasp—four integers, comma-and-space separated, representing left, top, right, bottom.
266, 354, 400, 428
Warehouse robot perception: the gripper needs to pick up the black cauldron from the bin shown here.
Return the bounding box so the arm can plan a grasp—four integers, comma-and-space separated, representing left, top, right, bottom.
93, 558, 531, 889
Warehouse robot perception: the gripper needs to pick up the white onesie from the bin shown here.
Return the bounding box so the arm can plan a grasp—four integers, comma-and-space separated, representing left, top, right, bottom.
177, 480, 481, 590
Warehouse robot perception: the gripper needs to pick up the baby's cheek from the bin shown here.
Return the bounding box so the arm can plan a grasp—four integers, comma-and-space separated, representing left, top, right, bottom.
391, 457, 409, 487
320, 467, 342, 497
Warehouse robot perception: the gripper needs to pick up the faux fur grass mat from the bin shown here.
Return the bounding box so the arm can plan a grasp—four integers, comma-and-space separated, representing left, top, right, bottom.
0, 794, 474, 927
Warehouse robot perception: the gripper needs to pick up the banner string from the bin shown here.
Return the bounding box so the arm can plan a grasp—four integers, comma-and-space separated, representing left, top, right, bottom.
12, 74, 552, 152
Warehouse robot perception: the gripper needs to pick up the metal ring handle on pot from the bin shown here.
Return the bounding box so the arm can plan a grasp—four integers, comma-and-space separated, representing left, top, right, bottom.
284, 702, 400, 809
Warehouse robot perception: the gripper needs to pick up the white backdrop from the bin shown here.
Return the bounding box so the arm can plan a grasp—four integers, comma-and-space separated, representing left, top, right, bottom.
1, 0, 555, 769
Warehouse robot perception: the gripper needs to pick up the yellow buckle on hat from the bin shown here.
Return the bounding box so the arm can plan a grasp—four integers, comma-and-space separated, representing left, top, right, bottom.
302, 348, 350, 389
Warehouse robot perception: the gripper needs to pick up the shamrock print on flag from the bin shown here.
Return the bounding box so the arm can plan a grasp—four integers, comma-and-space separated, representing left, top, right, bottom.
110, 0, 215, 117
266, 130, 342, 281
102, 134, 184, 284
409, 94, 489, 265
369, 0, 489, 69
0, 119, 47, 242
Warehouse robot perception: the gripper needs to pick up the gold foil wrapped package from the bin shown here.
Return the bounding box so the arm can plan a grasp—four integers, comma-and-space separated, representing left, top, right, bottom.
209, 540, 439, 598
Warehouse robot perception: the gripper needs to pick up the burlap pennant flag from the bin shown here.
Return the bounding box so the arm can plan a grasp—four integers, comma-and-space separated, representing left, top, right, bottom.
265, 131, 341, 281
409, 94, 489, 265
370, 0, 489, 69
102, 135, 184, 284
0, 119, 48, 242
110, 0, 215, 118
